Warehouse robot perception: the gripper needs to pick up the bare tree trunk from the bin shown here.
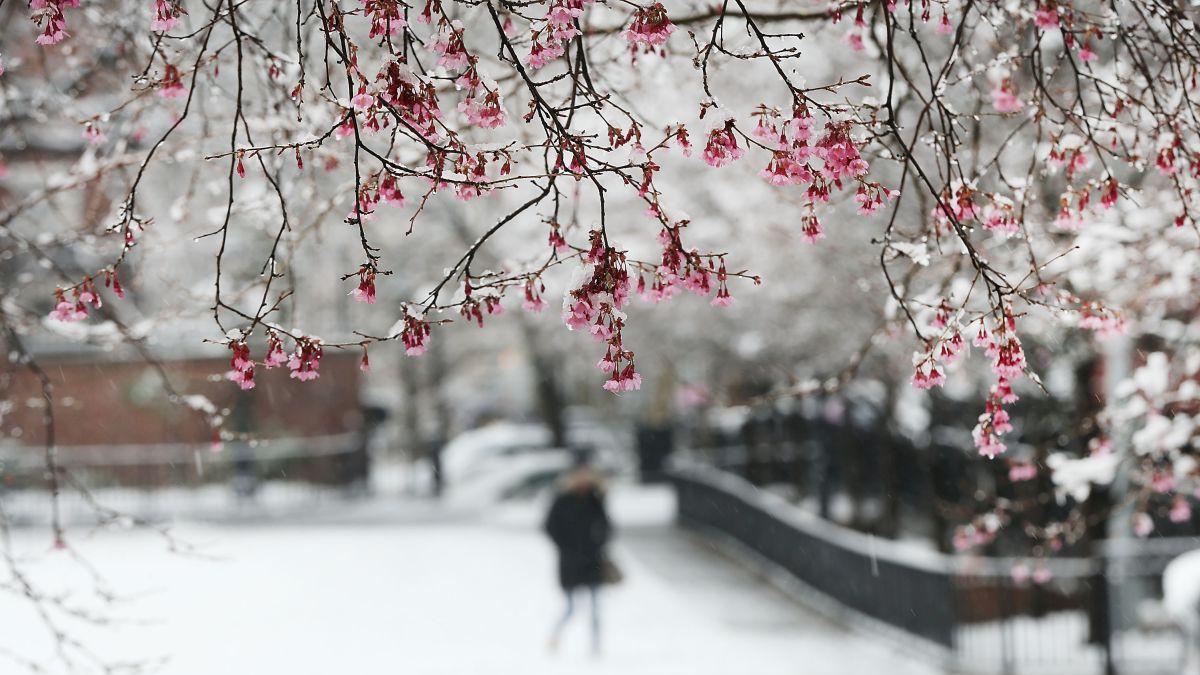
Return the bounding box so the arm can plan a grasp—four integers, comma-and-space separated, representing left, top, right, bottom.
442, 202, 567, 449
425, 336, 451, 496
399, 356, 425, 493
519, 317, 568, 449
427, 336, 452, 435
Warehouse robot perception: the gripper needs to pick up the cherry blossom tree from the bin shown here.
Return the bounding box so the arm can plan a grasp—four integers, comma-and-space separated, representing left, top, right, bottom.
3, 0, 1200, 578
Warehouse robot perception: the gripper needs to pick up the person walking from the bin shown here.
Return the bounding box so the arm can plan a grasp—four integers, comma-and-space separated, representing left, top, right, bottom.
544, 457, 613, 655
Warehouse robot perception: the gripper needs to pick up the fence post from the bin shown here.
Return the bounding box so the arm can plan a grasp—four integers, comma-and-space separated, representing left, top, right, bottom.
1000, 577, 1015, 675
1096, 554, 1116, 675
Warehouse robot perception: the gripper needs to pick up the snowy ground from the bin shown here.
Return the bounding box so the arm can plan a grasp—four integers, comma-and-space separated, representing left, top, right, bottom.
1, 485, 941, 675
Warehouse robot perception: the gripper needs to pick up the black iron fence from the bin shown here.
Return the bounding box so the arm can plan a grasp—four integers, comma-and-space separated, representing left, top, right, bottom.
670, 462, 1188, 675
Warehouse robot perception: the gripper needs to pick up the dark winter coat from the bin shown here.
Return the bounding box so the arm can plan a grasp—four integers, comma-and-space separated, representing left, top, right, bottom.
544, 487, 611, 589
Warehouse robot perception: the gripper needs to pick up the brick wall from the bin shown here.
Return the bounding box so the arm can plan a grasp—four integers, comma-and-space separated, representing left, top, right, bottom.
1, 351, 364, 448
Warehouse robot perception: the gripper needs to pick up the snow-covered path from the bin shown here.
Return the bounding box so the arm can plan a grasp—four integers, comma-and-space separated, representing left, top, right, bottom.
2, 485, 941, 674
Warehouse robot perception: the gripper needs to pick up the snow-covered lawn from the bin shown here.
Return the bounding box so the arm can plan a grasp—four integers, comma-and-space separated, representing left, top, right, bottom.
1, 486, 941, 674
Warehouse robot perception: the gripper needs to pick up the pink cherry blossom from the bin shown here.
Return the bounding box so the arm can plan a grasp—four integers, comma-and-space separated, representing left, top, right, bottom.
752, 115, 779, 145
1034, 7, 1059, 30
32, 0, 76, 45
151, 0, 185, 32
1009, 462, 1037, 482
82, 122, 106, 145
1170, 498, 1192, 524
263, 334, 288, 368
351, 87, 375, 111
400, 314, 431, 356
800, 212, 824, 243
364, 0, 406, 38
990, 83, 1023, 113
759, 152, 807, 186
226, 340, 256, 390
49, 299, 85, 322
844, 30, 864, 52
935, 12, 954, 36
378, 175, 405, 206
287, 339, 323, 381
623, 3, 675, 50
350, 267, 377, 304
1133, 512, 1155, 538
528, 38, 566, 69
458, 90, 505, 129
158, 64, 187, 99
702, 123, 745, 168
1156, 146, 1178, 174
982, 200, 1020, 235
1011, 563, 1031, 583
1031, 566, 1053, 585
429, 23, 470, 70
911, 362, 946, 390
972, 425, 1007, 459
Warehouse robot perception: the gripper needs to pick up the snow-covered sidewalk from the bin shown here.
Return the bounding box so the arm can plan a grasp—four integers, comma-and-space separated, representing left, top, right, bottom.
1, 485, 941, 674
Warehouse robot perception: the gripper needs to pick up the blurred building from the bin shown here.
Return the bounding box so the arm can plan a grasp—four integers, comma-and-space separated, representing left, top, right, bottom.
0, 339, 365, 489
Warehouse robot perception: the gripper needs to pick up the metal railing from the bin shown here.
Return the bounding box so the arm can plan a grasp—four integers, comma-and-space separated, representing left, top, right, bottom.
0, 433, 371, 524
670, 461, 1187, 675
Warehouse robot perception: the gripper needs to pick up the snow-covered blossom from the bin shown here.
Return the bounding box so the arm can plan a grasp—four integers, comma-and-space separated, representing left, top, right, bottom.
935, 12, 954, 36
399, 313, 432, 356
151, 0, 185, 32
226, 339, 256, 390
83, 122, 106, 145
377, 174, 405, 206
990, 82, 1023, 113
528, 37, 566, 69
623, 3, 675, 50
458, 89, 505, 129
703, 122, 745, 168
800, 212, 823, 244
48, 280, 101, 323
981, 197, 1020, 235
351, 87, 375, 111
364, 0, 407, 38
429, 22, 470, 70
350, 266, 377, 304
523, 278, 548, 312
263, 333, 288, 368
1034, 6, 1059, 30
911, 354, 946, 390
547, 221, 570, 254
288, 338, 323, 381
1077, 305, 1127, 337
31, 0, 77, 45
158, 64, 187, 99
815, 122, 869, 181
49, 297, 86, 322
